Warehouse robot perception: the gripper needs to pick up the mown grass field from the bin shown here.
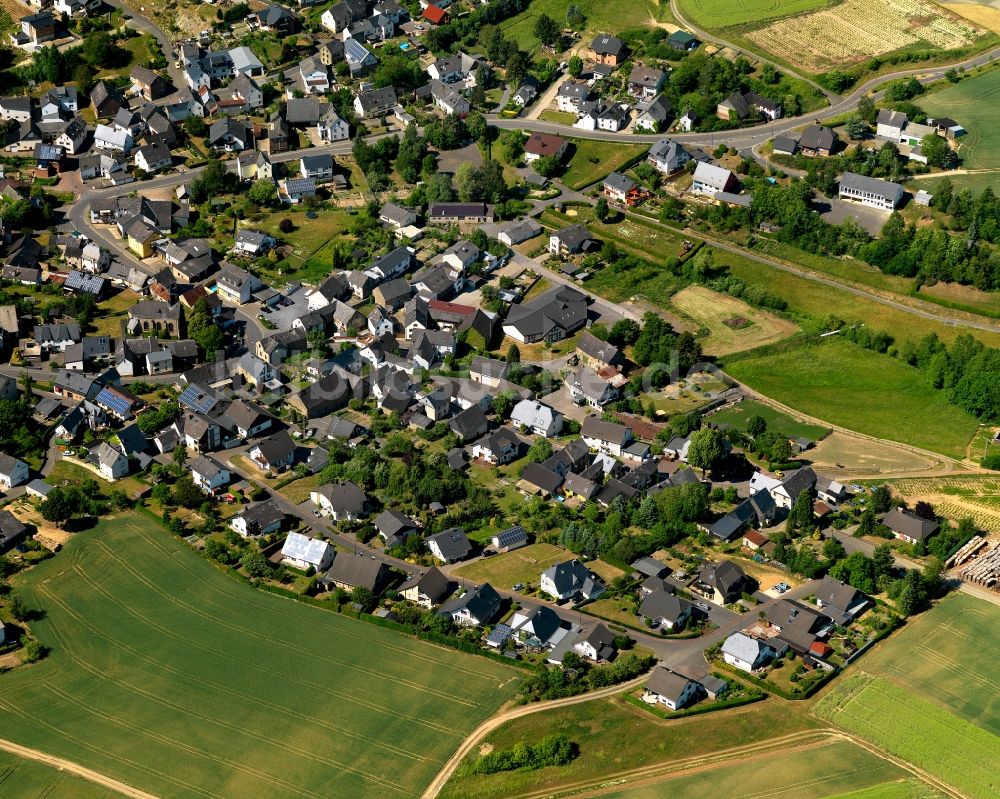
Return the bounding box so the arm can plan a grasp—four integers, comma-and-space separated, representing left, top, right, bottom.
453, 542, 572, 589
242, 208, 353, 284
500, 0, 664, 52
584, 739, 906, 799
671, 285, 798, 355
859, 592, 1000, 734
722, 339, 980, 457
0, 751, 123, 799
825, 780, 945, 799
708, 398, 829, 440
677, 0, 829, 30
814, 673, 1000, 799
920, 67, 1000, 171
561, 141, 650, 190
439, 694, 820, 799
1, 513, 520, 799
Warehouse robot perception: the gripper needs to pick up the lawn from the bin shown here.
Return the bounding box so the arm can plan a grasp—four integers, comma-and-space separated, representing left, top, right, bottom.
500, 0, 661, 52
859, 591, 1000, 734
90, 289, 140, 337
0, 751, 124, 799
722, 339, 979, 457
243, 208, 353, 285
676, 0, 829, 30
715, 247, 1000, 349
910, 170, 1000, 199
920, 67, 1000, 171
453, 542, 573, 589
585, 739, 906, 799
707, 398, 830, 440
585, 596, 642, 628
439, 693, 820, 799
561, 141, 650, 190
538, 110, 576, 125
671, 285, 798, 355
915, 280, 1000, 318
814, 673, 1000, 799
1, 513, 520, 799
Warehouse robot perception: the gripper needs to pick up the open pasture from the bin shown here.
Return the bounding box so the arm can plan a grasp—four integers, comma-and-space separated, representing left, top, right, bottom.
671, 285, 798, 355
500, 0, 662, 52
0, 514, 519, 799
677, 0, 829, 30
860, 591, 1000, 733
745, 0, 984, 72
708, 398, 829, 443
723, 339, 980, 458
825, 781, 945, 799
581, 739, 906, 799
920, 67, 1000, 171
814, 673, 1000, 799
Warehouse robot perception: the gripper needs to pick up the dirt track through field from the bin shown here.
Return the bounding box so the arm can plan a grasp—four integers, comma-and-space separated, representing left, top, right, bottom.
0, 736, 160, 799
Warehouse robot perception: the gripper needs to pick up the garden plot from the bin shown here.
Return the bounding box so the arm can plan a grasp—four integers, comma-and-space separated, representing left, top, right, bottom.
746, 0, 983, 71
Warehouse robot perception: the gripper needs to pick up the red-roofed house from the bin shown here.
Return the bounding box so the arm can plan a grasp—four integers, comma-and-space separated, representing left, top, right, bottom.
524, 132, 569, 164
422, 4, 448, 24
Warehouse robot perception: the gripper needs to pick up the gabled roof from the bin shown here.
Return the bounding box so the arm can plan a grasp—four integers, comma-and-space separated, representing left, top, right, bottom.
399, 565, 452, 603
427, 527, 471, 561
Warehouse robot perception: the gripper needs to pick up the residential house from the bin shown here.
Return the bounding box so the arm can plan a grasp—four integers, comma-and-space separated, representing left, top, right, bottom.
190, 455, 230, 494
717, 91, 781, 121
130, 66, 168, 101
281, 532, 334, 572
813, 576, 869, 624
628, 64, 665, 99
838, 171, 904, 211
590, 33, 628, 66
134, 143, 172, 174
278, 178, 317, 204
208, 118, 252, 152
581, 416, 632, 457
635, 94, 673, 133
93, 442, 128, 480
642, 667, 701, 710
379, 202, 417, 229
799, 124, 836, 157
429, 79, 469, 116
0, 510, 28, 553
216, 264, 262, 304
354, 87, 398, 118
94, 124, 133, 153
321, 552, 388, 593
696, 560, 756, 604
248, 430, 297, 472
540, 559, 605, 601
427, 528, 472, 563
12, 12, 55, 48
492, 526, 528, 552
471, 428, 522, 464
556, 81, 592, 114
722, 632, 785, 673
230, 46, 265, 78
231, 500, 284, 538
502, 285, 587, 344
639, 590, 692, 630
449, 404, 490, 443
428, 202, 493, 225
298, 56, 330, 95
256, 4, 299, 34
876, 108, 907, 141
548, 224, 594, 256
510, 399, 562, 437
344, 38, 377, 76
523, 132, 568, 163
317, 106, 349, 141
691, 162, 739, 197
374, 508, 418, 548
439, 583, 501, 627
400, 566, 452, 607
127, 302, 182, 336
603, 171, 649, 206
882, 507, 939, 545
311, 480, 368, 520
0, 454, 29, 489
572, 622, 616, 662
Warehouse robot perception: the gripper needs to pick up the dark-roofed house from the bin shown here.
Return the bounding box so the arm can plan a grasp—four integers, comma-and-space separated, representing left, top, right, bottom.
523, 132, 568, 164
439, 583, 501, 627
548, 224, 595, 256
813, 575, 869, 625
590, 33, 628, 66
639, 590, 692, 630
427, 527, 472, 563
581, 416, 632, 457
799, 124, 836, 157
492, 525, 528, 552
502, 285, 588, 344
230, 500, 284, 538
518, 462, 564, 497
471, 428, 522, 465
0, 509, 28, 553
287, 372, 351, 418
374, 508, 418, 547
322, 552, 388, 593
882, 508, 938, 544
248, 430, 297, 472
311, 480, 368, 520
540, 559, 605, 601
449, 404, 489, 443
696, 561, 756, 605
571, 622, 616, 662
576, 331, 624, 371
642, 667, 701, 710
353, 87, 398, 118
400, 566, 452, 607
428, 202, 493, 225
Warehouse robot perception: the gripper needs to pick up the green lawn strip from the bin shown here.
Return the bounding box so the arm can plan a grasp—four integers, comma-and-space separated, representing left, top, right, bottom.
587, 739, 903, 799
3, 513, 519, 799
561, 140, 651, 191
814, 674, 1000, 799
722, 338, 978, 457
822, 779, 946, 799
439, 697, 821, 799
675, 0, 828, 31
707, 398, 830, 440
0, 750, 125, 799
453, 542, 573, 589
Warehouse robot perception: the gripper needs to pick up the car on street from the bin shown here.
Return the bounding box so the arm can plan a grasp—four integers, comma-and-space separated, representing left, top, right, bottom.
695, 601, 710, 611
512, 583, 525, 591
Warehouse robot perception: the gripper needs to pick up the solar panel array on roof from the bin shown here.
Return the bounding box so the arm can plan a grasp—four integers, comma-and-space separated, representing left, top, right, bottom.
179, 384, 219, 415
495, 526, 527, 548
486, 623, 512, 647
64, 270, 106, 295
95, 387, 132, 417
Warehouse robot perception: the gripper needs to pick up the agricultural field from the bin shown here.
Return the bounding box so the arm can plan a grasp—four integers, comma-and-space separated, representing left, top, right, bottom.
677, 0, 829, 30
860, 592, 1000, 734
0, 513, 520, 799
0, 751, 124, 799
814, 673, 1000, 799
945, 1, 1000, 35
561, 141, 651, 190
439, 694, 821, 799
882, 475, 1000, 531
745, 0, 985, 72
722, 339, 980, 457
671, 285, 798, 355
807, 431, 943, 476
919, 67, 1000, 171
579, 739, 907, 799
500, 0, 665, 52
707, 398, 830, 440
453, 542, 573, 589
825, 781, 945, 799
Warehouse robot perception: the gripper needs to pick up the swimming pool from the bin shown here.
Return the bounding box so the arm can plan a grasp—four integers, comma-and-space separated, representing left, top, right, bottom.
399, 42, 411, 50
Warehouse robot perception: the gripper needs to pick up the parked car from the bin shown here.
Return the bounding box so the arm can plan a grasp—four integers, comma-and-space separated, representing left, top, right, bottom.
695, 601, 710, 611
512, 583, 525, 591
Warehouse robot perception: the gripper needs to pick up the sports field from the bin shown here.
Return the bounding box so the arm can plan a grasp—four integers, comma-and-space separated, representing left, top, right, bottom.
582, 739, 906, 799
0, 751, 123, 799
671, 285, 798, 355
723, 339, 980, 457
814, 674, 1000, 799
860, 592, 1000, 734
920, 67, 1000, 171
0, 514, 520, 799
677, 0, 828, 30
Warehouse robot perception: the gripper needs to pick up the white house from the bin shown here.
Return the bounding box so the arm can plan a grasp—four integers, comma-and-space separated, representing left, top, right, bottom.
93, 442, 129, 480
642, 667, 701, 711
721, 632, 784, 673
230, 500, 284, 538
510, 399, 563, 438
134, 143, 172, 174
190, 455, 230, 494
540, 559, 605, 601
691, 162, 738, 197
93, 124, 133, 153
280, 531, 334, 572
310, 480, 368, 520
0, 454, 29, 488
215, 264, 262, 304
581, 416, 632, 458
317, 108, 349, 141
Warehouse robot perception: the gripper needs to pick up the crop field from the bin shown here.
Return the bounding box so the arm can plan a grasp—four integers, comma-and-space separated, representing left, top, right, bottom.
439, 694, 820, 799
707, 398, 828, 440
453, 542, 573, 589
814, 673, 1000, 799
723, 339, 980, 457
0, 514, 520, 799
945, 1, 1000, 35
671, 285, 798, 355
0, 751, 124, 799
745, 0, 984, 71
882, 475, 1000, 531
825, 781, 945, 799
561, 141, 650, 190
920, 67, 1000, 171
860, 592, 1000, 734
581, 739, 906, 799
677, 0, 829, 30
